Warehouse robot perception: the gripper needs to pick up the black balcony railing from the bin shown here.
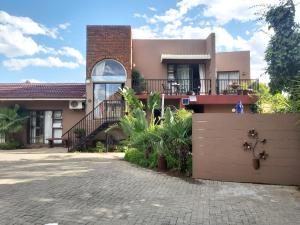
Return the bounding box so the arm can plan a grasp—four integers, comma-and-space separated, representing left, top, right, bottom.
216, 79, 259, 95
132, 78, 212, 95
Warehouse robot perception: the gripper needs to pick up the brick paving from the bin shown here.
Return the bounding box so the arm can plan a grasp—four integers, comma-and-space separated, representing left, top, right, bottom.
0, 148, 299, 225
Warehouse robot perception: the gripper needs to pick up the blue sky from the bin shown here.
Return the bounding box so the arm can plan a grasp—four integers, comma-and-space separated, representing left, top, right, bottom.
0, 0, 298, 83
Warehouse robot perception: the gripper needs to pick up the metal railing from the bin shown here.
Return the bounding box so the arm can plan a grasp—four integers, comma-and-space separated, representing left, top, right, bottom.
132, 78, 212, 95
62, 100, 125, 152
216, 79, 259, 95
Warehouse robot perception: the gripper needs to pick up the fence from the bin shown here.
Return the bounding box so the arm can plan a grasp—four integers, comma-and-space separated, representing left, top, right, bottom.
192, 113, 300, 185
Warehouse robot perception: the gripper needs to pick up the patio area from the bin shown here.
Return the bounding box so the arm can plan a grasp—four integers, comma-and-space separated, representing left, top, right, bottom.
0, 148, 299, 225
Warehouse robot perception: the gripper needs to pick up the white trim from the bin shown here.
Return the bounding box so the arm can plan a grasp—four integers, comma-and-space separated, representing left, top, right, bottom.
0, 98, 86, 101
161, 54, 211, 62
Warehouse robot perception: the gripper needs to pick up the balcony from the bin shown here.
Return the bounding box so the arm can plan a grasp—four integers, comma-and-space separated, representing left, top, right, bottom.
132, 79, 212, 95
132, 78, 259, 96
216, 79, 259, 95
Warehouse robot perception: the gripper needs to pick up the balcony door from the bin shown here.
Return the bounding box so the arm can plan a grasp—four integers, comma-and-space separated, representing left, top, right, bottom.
167, 64, 206, 94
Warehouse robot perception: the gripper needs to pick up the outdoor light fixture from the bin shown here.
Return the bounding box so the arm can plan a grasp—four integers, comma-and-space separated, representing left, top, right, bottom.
86, 78, 91, 84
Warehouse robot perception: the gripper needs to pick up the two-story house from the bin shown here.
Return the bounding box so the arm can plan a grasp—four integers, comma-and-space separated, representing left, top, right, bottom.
0, 25, 258, 148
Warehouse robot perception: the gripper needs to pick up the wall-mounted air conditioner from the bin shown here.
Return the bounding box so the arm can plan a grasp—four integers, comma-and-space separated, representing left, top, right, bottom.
69, 100, 84, 110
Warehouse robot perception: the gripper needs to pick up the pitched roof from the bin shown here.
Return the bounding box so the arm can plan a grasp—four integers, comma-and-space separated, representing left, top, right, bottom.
0, 83, 86, 99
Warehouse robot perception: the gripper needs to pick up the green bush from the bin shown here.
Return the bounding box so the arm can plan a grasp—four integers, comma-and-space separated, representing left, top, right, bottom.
0, 141, 22, 150
186, 154, 192, 176
115, 142, 128, 152
124, 148, 149, 167
148, 150, 158, 169
79, 141, 106, 153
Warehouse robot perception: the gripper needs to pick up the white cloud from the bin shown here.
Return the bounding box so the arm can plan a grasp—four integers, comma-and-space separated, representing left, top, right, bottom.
0, 24, 42, 57
3, 56, 80, 71
58, 22, 70, 30
57, 47, 85, 65
21, 78, 42, 83
132, 26, 158, 39
0, 10, 58, 38
0, 11, 84, 71
148, 7, 157, 12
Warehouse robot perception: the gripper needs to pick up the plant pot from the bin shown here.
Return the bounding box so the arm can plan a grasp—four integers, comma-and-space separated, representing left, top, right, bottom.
157, 154, 167, 171
243, 89, 249, 95
252, 158, 260, 170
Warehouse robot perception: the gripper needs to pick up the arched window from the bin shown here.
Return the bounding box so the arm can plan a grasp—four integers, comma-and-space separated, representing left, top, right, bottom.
91, 59, 127, 82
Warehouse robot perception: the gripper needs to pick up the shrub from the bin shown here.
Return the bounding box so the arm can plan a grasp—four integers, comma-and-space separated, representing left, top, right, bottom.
124, 148, 149, 167
0, 141, 22, 150
186, 154, 192, 176
79, 141, 106, 153
73, 128, 86, 138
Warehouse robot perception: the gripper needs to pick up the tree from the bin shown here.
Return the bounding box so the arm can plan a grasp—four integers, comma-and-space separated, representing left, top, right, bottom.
263, 0, 300, 93
256, 83, 291, 113
0, 105, 28, 142
290, 76, 300, 112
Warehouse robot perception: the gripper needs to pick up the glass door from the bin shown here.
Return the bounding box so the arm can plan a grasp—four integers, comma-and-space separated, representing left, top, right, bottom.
94, 83, 123, 118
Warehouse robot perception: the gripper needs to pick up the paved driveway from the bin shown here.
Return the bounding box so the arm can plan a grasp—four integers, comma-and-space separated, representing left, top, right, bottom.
0, 148, 299, 225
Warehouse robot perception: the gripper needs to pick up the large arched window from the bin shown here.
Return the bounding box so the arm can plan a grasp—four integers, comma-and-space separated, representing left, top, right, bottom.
91, 59, 127, 82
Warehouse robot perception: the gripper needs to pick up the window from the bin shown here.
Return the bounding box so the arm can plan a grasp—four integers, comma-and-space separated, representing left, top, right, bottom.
94, 83, 122, 107
217, 71, 240, 94
29, 110, 63, 144
218, 71, 239, 80
91, 59, 127, 82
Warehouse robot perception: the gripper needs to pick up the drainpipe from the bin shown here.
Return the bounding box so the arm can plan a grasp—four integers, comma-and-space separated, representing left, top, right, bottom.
161, 93, 165, 118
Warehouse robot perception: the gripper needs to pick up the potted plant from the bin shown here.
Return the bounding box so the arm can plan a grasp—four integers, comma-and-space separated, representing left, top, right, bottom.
237, 88, 243, 95
230, 82, 239, 90
154, 141, 167, 171
240, 83, 249, 95
132, 69, 147, 94
74, 128, 86, 139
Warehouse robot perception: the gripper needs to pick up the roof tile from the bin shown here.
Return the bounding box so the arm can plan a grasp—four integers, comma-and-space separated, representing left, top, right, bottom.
0, 83, 86, 99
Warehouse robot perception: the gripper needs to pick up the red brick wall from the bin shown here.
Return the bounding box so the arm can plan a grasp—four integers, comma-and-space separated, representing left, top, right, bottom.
86, 25, 132, 78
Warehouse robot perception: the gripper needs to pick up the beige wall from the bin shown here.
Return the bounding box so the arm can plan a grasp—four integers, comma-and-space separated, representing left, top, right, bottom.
132, 38, 213, 80
0, 101, 85, 144
192, 113, 300, 185
204, 104, 251, 113
216, 51, 250, 79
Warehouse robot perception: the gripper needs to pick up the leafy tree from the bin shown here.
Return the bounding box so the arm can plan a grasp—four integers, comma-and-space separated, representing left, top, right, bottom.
290, 76, 300, 112
0, 105, 28, 142
263, 0, 300, 93
256, 83, 291, 113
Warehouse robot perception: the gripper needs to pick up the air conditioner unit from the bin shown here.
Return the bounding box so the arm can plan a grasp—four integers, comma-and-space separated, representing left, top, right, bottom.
69, 100, 84, 110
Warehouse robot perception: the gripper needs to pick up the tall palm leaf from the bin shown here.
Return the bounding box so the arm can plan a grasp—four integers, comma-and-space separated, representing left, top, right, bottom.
0, 105, 28, 141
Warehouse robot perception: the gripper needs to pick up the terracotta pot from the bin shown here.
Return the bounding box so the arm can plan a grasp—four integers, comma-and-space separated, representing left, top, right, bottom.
158, 154, 167, 171
252, 158, 260, 170
243, 89, 249, 95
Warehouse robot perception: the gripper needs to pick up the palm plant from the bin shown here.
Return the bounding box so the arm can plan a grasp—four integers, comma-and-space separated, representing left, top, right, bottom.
119, 87, 143, 114
162, 108, 192, 172
0, 105, 28, 142
146, 92, 161, 125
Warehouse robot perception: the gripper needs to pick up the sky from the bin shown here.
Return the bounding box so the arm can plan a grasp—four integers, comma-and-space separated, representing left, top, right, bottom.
0, 0, 299, 84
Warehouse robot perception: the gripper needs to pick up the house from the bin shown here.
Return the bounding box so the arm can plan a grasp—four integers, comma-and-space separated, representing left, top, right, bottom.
0, 25, 258, 148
